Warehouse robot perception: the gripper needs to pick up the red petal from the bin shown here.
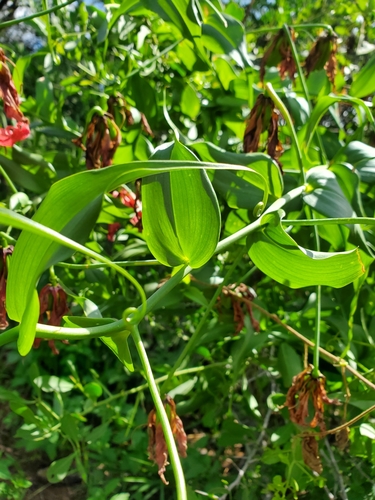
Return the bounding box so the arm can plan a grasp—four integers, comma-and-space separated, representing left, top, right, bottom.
0, 121, 30, 147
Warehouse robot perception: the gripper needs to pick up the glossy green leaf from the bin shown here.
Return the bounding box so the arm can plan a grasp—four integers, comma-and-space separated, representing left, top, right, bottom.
2, 159, 259, 326
351, 54, 375, 98
304, 95, 375, 153
142, 142, 221, 268
248, 211, 365, 288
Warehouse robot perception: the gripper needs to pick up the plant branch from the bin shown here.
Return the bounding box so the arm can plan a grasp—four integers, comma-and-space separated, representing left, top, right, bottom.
0, 0, 76, 29
130, 325, 187, 500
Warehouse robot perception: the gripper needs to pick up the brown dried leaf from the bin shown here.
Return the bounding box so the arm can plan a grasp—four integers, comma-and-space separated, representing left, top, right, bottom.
140, 113, 154, 137
260, 28, 296, 83
304, 34, 338, 87
302, 435, 323, 474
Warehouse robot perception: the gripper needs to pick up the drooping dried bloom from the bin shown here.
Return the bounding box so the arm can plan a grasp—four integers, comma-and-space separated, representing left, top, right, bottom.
34, 284, 69, 355
72, 112, 121, 169
147, 395, 187, 484
260, 28, 297, 83
301, 434, 323, 474
0, 246, 13, 330
304, 33, 338, 86
285, 365, 340, 432
243, 95, 284, 169
0, 49, 30, 147
107, 93, 154, 137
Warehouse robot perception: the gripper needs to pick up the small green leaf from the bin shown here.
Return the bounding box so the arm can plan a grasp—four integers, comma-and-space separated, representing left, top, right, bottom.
248, 211, 365, 288
46, 453, 75, 484
277, 343, 303, 387
351, 54, 375, 98
101, 332, 134, 372
84, 382, 103, 400
33, 375, 75, 393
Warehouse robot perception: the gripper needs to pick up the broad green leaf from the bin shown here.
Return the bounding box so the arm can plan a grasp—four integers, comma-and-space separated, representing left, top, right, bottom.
351, 54, 375, 98
100, 333, 134, 372
2, 159, 261, 326
47, 453, 75, 484
181, 84, 200, 119
334, 141, 375, 184
304, 95, 375, 153
191, 141, 280, 199
142, 143, 221, 268
248, 211, 365, 288
277, 343, 303, 387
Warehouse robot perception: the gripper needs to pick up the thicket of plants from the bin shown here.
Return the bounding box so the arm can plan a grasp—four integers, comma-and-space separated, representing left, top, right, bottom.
1, 1, 375, 499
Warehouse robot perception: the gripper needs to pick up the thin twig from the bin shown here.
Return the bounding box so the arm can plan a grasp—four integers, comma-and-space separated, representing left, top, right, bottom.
323, 440, 348, 500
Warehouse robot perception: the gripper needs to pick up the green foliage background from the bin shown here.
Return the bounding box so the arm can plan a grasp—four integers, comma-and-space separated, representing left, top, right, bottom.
1, 1, 375, 499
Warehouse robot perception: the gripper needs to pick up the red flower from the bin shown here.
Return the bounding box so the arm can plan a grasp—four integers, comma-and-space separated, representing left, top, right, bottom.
0, 246, 14, 330
0, 49, 30, 147
113, 186, 142, 231
107, 222, 121, 242
0, 121, 30, 147
34, 284, 69, 355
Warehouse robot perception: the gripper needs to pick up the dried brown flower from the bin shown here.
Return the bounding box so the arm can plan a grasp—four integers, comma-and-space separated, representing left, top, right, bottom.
304, 34, 338, 86
223, 283, 260, 333
72, 112, 121, 170
243, 95, 284, 169
0, 246, 13, 330
147, 395, 187, 484
285, 365, 340, 432
260, 28, 297, 83
34, 284, 69, 355
301, 434, 323, 474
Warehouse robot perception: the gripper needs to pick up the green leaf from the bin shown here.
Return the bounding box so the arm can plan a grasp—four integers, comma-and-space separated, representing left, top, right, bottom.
304, 95, 375, 153
100, 332, 134, 372
277, 343, 303, 387
248, 211, 366, 288
84, 382, 103, 400
2, 159, 258, 327
18, 290, 39, 357
33, 375, 75, 393
46, 453, 75, 484
142, 143, 221, 267
180, 84, 200, 119
351, 54, 375, 98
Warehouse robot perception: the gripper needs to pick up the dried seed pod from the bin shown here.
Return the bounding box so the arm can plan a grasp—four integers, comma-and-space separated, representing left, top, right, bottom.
243, 95, 284, 169
147, 395, 187, 484
260, 28, 297, 83
302, 434, 323, 474
304, 33, 338, 86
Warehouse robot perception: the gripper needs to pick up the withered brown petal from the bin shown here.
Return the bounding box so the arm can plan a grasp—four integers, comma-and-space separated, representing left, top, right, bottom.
335, 427, 350, 451
302, 435, 323, 474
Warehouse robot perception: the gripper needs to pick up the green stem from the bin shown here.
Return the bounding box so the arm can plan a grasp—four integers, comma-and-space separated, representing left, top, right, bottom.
56, 259, 160, 269
282, 23, 327, 165
248, 24, 334, 35
160, 251, 243, 395
0, 166, 18, 194
131, 325, 186, 500
282, 217, 375, 226
81, 363, 226, 416
0, 0, 76, 29
265, 83, 305, 184
313, 284, 322, 377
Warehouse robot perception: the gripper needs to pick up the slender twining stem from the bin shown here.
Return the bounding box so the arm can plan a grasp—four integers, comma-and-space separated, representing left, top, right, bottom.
130, 324, 187, 500
248, 24, 334, 35
160, 251, 243, 395
265, 83, 306, 183
0, 0, 76, 30
283, 217, 375, 226
313, 285, 322, 377
56, 259, 160, 269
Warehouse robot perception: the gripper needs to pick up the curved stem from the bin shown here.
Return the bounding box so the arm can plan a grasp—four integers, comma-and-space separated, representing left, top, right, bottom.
248, 24, 334, 35
131, 325, 187, 500
265, 83, 306, 183
0, 0, 76, 30
282, 24, 328, 165
0, 165, 18, 194
56, 259, 160, 269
